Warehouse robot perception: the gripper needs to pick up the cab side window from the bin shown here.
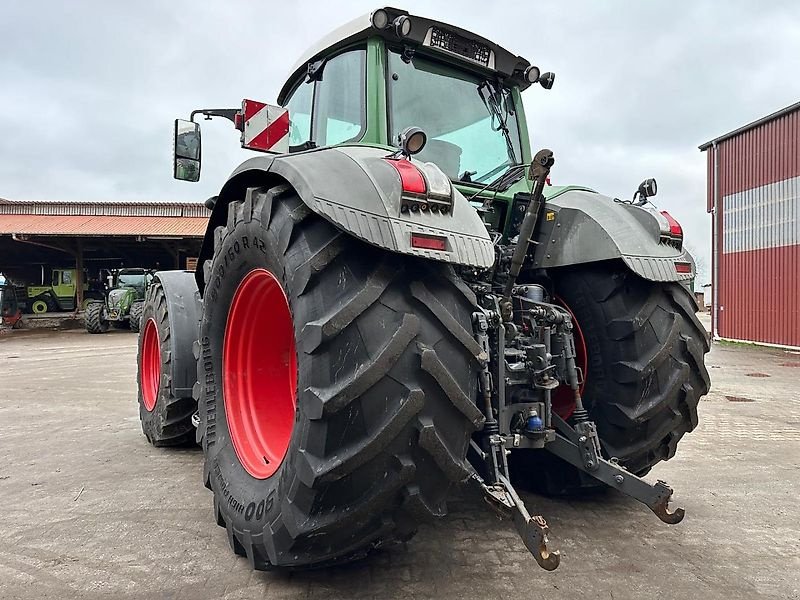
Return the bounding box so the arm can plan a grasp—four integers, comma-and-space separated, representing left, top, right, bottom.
314, 49, 365, 146
282, 47, 366, 150
285, 80, 312, 147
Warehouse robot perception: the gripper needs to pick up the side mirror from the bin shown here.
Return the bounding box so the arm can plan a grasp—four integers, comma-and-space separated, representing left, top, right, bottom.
635, 178, 658, 203
173, 119, 201, 182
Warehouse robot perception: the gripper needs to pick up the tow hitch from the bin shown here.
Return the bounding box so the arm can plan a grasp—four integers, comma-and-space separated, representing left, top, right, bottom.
470, 401, 685, 570
468, 148, 684, 570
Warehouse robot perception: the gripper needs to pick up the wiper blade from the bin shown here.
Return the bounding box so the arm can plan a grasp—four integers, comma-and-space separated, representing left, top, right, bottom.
487, 164, 526, 191
466, 164, 527, 201
478, 81, 517, 165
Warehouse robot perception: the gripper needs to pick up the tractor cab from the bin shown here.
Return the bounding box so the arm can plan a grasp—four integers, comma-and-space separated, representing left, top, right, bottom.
277, 7, 552, 184
115, 268, 151, 297
174, 8, 554, 195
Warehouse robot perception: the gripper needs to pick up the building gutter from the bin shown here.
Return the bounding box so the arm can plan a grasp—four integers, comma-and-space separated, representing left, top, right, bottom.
711, 141, 720, 341
11, 233, 75, 255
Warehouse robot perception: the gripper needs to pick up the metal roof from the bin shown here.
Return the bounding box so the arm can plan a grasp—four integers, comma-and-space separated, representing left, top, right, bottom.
0, 198, 208, 218
699, 100, 800, 150
0, 215, 207, 237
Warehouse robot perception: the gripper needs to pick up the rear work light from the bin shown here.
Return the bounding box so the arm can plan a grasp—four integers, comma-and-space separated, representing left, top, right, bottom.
410, 233, 447, 251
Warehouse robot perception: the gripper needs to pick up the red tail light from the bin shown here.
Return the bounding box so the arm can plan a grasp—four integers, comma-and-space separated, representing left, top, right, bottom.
385, 159, 426, 195
660, 211, 683, 238
674, 261, 692, 274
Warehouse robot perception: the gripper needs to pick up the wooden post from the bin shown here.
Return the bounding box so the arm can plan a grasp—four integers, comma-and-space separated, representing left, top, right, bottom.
74, 239, 84, 312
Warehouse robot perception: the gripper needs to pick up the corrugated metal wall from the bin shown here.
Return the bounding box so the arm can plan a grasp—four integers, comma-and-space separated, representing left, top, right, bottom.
707, 106, 800, 347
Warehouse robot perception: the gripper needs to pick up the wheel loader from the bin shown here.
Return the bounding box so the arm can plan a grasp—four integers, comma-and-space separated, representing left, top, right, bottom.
136, 7, 710, 571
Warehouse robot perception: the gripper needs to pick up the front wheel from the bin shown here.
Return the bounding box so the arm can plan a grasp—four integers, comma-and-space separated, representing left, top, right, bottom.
136, 281, 196, 446
129, 301, 144, 333
85, 302, 108, 334
30, 299, 49, 314
512, 262, 710, 493
198, 185, 484, 569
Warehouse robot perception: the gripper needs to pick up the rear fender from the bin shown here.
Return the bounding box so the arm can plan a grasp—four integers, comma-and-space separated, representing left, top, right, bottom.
153, 271, 200, 399
533, 190, 694, 282
196, 145, 494, 292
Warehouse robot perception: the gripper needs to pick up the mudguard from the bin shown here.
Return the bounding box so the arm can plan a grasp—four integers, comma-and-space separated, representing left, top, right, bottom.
197, 145, 494, 291
533, 189, 694, 282
153, 270, 200, 399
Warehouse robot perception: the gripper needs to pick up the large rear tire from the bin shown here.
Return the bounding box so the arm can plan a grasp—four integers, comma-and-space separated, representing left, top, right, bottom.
85, 302, 108, 334
512, 262, 710, 493
136, 281, 196, 446
198, 185, 483, 569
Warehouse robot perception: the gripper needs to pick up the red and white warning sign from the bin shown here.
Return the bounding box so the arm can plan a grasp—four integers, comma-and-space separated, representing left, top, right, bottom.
241, 99, 290, 154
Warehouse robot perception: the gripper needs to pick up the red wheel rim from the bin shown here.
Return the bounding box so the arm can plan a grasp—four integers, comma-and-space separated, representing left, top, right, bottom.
551, 296, 588, 420
141, 318, 161, 412
223, 268, 297, 479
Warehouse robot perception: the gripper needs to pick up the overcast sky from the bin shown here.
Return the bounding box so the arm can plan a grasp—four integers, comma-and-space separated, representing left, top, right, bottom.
2, 1, 800, 284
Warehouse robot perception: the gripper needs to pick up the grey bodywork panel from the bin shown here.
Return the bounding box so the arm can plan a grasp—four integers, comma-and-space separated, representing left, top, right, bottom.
154, 270, 200, 398
531, 190, 694, 282
215, 145, 494, 270
198, 147, 691, 292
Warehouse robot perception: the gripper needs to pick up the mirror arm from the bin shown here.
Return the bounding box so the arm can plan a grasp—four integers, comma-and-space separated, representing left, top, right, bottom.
189, 108, 240, 124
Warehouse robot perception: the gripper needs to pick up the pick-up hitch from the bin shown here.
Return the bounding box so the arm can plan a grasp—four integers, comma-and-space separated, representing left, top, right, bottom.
470, 402, 685, 571
468, 147, 684, 570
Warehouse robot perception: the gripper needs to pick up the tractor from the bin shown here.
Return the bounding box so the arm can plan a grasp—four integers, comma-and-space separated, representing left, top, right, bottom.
26, 267, 103, 314
86, 268, 151, 334
136, 8, 709, 571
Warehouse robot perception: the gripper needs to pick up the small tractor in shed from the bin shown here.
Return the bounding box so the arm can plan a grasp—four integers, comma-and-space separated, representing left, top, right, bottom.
86, 268, 151, 334
26, 267, 103, 314
136, 8, 710, 571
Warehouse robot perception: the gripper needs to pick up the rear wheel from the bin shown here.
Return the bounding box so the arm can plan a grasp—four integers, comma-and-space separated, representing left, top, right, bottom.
137, 281, 196, 446
198, 185, 483, 569
511, 262, 710, 493
85, 302, 108, 334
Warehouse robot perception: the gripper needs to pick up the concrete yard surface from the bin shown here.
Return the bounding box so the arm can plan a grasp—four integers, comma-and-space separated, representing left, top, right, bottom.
0, 329, 798, 599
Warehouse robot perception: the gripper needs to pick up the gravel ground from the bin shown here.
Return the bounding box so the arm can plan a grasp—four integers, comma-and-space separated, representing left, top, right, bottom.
0, 327, 798, 599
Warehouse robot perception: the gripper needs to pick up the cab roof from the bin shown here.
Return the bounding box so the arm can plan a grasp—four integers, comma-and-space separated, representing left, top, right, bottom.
277, 7, 533, 104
